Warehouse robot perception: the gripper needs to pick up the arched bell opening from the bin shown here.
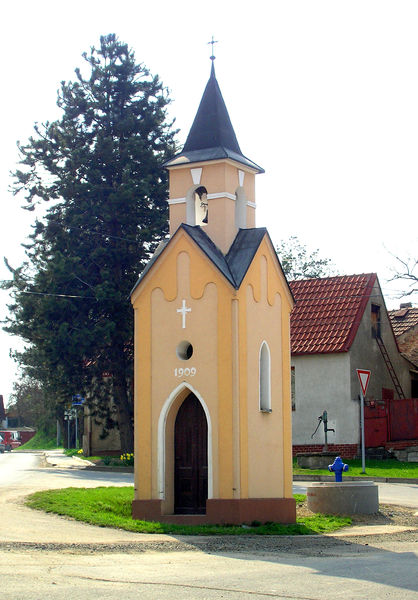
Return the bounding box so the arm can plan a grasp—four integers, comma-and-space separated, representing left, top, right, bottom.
186, 185, 208, 227
158, 383, 212, 515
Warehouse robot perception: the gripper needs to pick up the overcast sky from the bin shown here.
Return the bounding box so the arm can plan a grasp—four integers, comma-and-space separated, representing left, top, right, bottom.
0, 1, 417, 404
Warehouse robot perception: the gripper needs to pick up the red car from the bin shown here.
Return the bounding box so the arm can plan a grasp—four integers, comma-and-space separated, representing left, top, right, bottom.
0, 431, 22, 452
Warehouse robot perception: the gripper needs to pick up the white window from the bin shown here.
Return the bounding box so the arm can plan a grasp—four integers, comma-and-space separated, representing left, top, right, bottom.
259, 341, 271, 412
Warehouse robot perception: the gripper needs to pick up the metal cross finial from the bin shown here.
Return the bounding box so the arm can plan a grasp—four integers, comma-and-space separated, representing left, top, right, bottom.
208, 36, 218, 61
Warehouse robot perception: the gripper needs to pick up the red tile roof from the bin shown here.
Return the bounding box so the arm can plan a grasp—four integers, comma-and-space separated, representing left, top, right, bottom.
290, 274, 377, 355
388, 306, 418, 367
389, 306, 418, 337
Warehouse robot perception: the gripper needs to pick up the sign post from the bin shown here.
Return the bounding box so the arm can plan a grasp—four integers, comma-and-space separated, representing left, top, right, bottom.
72, 395, 85, 450
356, 369, 371, 474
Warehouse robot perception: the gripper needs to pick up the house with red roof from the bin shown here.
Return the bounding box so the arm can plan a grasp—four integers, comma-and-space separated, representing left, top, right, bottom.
289, 274, 413, 458
389, 304, 418, 396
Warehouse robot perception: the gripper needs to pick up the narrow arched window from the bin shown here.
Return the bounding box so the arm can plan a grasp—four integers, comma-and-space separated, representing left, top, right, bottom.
259, 342, 271, 412
235, 187, 246, 230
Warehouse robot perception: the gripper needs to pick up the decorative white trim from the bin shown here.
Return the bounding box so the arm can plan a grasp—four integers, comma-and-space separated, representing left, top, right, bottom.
247, 201, 256, 208
171, 192, 241, 205
168, 197, 186, 205
238, 170, 245, 187
207, 192, 236, 201
190, 168, 202, 185
157, 382, 213, 500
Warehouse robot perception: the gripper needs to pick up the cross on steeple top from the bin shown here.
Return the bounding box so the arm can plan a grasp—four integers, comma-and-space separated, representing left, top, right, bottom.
208, 36, 218, 62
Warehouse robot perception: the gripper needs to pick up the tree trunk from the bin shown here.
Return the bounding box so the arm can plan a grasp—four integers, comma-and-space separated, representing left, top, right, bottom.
113, 372, 134, 453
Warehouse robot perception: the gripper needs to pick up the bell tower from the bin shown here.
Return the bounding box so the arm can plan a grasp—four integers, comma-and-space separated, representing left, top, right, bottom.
164, 61, 264, 254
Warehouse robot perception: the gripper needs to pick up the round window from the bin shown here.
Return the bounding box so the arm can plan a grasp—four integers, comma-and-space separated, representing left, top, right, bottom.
176, 341, 193, 361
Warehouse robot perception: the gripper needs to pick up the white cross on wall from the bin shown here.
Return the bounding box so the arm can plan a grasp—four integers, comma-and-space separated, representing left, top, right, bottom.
177, 299, 191, 329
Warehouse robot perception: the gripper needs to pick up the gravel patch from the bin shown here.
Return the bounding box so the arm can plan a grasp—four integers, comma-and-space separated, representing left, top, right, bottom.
1, 503, 416, 556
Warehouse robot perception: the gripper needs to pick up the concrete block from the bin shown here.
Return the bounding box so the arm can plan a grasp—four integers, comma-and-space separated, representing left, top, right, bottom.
307, 481, 379, 515
296, 452, 338, 470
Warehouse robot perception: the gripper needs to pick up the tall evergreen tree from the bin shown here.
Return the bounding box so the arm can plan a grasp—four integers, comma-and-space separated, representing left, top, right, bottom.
3, 34, 177, 451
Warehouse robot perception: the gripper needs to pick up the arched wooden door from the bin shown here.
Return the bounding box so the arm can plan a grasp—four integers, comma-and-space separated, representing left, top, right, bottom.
174, 393, 208, 514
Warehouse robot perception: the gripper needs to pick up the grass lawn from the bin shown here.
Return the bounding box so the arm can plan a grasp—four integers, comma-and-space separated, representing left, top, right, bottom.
64, 449, 133, 467
293, 458, 418, 479
15, 432, 61, 451
25, 487, 351, 536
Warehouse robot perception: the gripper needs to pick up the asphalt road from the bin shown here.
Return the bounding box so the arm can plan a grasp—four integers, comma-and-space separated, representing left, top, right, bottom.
0, 451, 417, 600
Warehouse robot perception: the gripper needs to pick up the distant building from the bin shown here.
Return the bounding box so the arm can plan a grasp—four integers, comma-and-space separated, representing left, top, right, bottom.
389, 303, 418, 397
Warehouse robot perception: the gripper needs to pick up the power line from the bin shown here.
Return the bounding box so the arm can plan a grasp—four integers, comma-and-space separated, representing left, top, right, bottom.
38, 218, 164, 245
9, 289, 96, 300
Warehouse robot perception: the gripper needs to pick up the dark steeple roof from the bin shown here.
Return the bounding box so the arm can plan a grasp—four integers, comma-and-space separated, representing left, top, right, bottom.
183, 62, 242, 155
164, 64, 264, 173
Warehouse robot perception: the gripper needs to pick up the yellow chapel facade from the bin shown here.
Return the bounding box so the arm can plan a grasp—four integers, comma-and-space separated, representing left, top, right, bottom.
131, 62, 295, 524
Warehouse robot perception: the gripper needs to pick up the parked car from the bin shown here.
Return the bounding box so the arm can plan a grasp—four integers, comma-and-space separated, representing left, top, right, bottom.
0, 430, 22, 451
0, 435, 5, 453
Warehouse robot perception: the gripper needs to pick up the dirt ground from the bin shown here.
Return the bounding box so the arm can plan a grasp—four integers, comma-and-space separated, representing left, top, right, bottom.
297, 499, 418, 527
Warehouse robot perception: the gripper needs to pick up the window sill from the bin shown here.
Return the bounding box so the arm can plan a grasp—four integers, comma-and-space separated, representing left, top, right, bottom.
260, 408, 272, 414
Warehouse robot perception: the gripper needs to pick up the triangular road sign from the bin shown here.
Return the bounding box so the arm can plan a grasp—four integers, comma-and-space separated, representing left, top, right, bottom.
356, 369, 371, 396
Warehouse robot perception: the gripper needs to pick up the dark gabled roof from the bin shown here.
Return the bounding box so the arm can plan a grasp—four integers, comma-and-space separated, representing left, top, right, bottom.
130, 224, 278, 295
290, 274, 377, 355
226, 227, 268, 287
130, 239, 169, 293
181, 224, 235, 286
164, 63, 264, 173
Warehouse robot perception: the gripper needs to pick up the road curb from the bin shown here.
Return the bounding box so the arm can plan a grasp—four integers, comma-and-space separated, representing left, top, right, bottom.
83, 465, 134, 473
293, 474, 418, 484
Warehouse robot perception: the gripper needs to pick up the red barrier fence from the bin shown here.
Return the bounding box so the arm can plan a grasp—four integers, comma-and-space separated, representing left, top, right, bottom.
365, 397, 418, 446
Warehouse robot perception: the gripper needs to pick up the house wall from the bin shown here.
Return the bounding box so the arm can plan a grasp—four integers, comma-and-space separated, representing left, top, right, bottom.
397, 326, 418, 387
243, 251, 292, 498
398, 324, 418, 357
291, 352, 358, 446
83, 412, 121, 456
349, 280, 411, 400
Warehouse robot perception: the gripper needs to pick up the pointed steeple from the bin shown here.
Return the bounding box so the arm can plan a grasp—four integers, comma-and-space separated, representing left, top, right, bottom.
183, 62, 242, 155
165, 64, 264, 173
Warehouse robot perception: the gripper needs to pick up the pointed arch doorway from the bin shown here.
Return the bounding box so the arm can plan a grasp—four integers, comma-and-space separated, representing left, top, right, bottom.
174, 393, 208, 514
